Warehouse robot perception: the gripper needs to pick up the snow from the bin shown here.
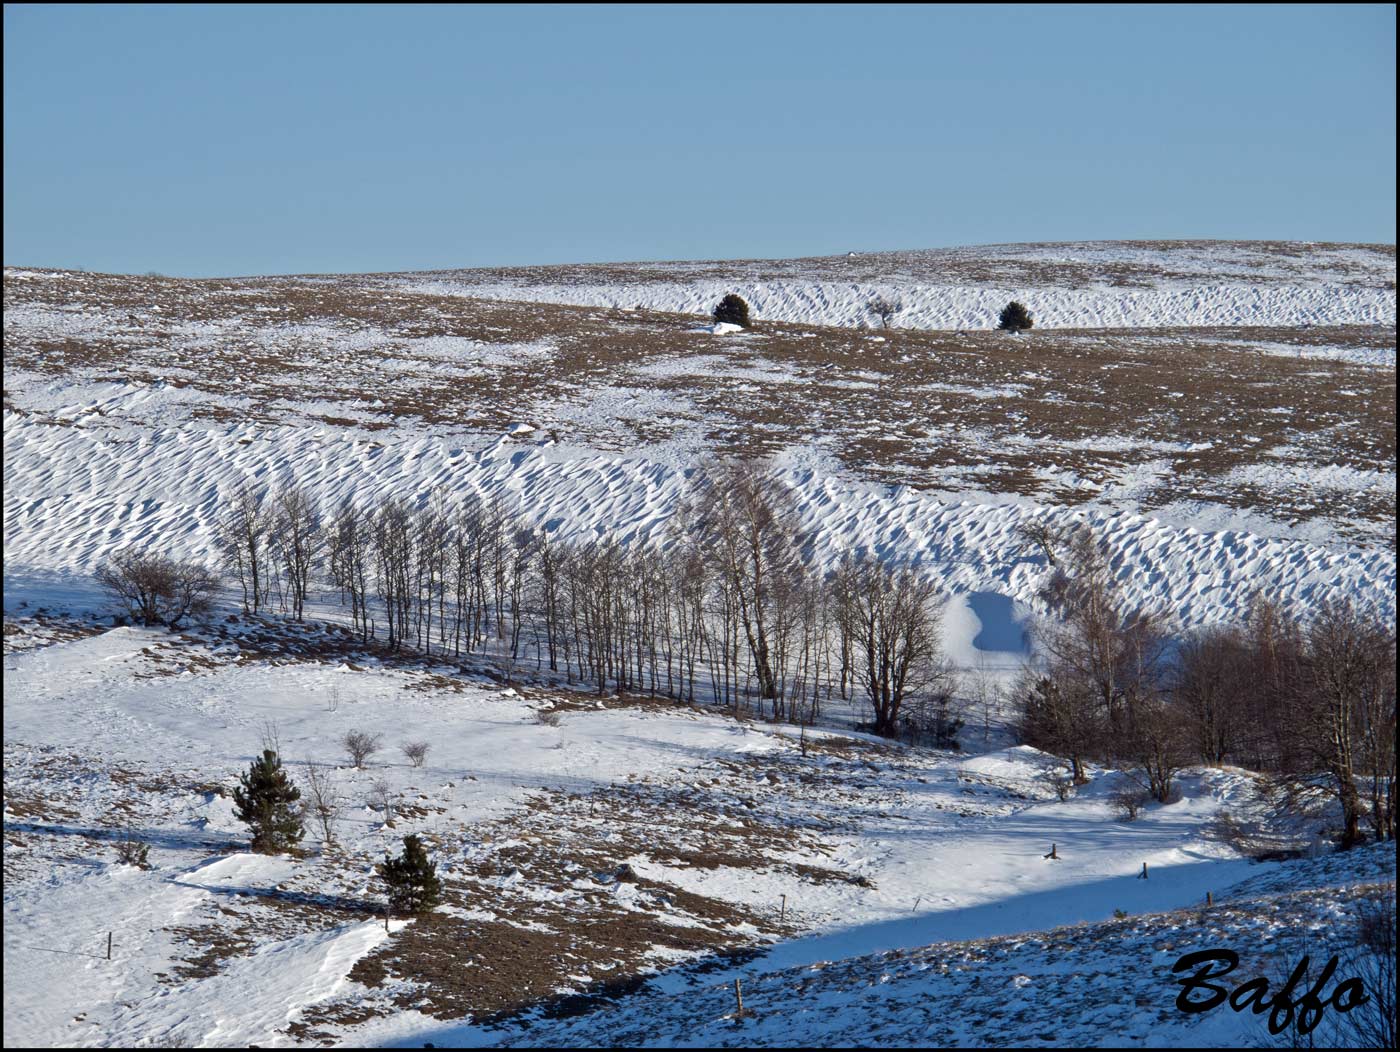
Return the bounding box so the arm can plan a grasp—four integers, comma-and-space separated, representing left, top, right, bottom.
7, 618, 1390, 1047
3, 239, 1394, 1046
5, 415, 1392, 635
390, 241, 1397, 331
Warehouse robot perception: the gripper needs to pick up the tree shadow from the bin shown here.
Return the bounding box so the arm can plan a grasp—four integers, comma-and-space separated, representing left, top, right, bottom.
6, 820, 240, 853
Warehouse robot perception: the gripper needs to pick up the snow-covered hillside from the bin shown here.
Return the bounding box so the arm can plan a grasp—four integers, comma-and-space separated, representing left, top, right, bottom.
5, 250, 1395, 627
5, 619, 1393, 1048
386, 240, 1398, 331
4, 240, 1395, 1048
4, 420, 1394, 634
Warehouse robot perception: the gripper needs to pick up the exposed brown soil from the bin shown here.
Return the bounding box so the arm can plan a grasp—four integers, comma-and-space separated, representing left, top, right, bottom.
5, 267, 1394, 544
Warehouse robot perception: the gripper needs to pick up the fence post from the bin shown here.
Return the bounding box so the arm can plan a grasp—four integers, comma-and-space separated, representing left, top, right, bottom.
734, 978, 744, 1021
107, 931, 112, 960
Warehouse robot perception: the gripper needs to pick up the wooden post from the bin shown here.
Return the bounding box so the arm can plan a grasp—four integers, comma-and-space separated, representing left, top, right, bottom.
913, 896, 922, 912
1205, 891, 1212, 906
107, 931, 112, 960
1138, 862, 1148, 880
1043, 843, 1058, 860
733, 978, 744, 1021
779, 895, 786, 923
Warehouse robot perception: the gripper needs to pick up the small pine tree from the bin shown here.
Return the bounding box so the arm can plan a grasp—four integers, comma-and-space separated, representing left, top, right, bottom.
998, 301, 1034, 332
713, 293, 752, 329
232, 749, 304, 853
379, 834, 443, 915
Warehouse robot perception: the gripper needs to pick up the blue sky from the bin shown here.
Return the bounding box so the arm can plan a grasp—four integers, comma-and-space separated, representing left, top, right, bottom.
4, 4, 1395, 276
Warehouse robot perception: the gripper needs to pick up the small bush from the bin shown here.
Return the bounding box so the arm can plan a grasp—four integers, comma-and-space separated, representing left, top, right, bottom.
343, 730, 382, 769
713, 294, 752, 329
1113, 907, 1129, 919
368, 777, 394, 823
1111, 787, 1150, 822
95, 549, 220, 628
401, 741, 430, 768
379, 834, 443, 915
1040, 767, 1074, 802
114, 826, 152, 869
535, 709, 562, 727
997, 300, 1034, 332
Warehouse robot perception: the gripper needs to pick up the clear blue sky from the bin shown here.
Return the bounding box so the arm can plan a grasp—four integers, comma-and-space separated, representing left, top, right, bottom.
4, 4, 1395, 277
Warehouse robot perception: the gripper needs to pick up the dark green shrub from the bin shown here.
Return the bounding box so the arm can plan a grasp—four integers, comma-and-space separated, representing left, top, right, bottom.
998, 301, 1034, 332
232, 749, 304, 853
713, 294, 752, 328
379, 834, 442, 915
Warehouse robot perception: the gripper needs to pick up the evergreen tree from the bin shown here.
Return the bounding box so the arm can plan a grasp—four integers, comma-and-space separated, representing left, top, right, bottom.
998, 300, 1034, 332
713, 293, 752, 329
231, 749, 304, 853
379, 834, 443, 915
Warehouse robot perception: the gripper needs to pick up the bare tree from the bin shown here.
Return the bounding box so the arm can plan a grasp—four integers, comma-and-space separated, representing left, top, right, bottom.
1237, 594, 1308, 773
834, 555, 947, 738
401, 741, 430, 768
95, 550, 220, 628
271, 486, 322, 621
1173, 625, 1251, 765
866, 293, 904, 330
343, 730, 382, 769
1111, 786, 1149, 821
1016, 518, 1062, 567
216, 485, 272, 615
685, 459, 807, 708
1017, 672, 1098, 784
1118, 695, 1189, 802
1297, 599, 1393, 848
302, 762, 343, 847
1039, 763, 1074, 801
328, 499, 374, 641
1035, 526, 1170, 742
368, 777, 394, 824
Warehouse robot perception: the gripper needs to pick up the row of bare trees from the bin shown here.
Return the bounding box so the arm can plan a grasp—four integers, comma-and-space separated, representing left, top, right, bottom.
1018, 524, 1396, 846
207, 463, 952, 737
102, 467, 1391, 841
216, 484, 322, 621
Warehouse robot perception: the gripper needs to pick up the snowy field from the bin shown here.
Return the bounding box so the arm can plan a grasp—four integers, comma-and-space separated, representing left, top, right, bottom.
384, 240, 1397, 331
5, 249, 1396, 552
4, 240, 1396, 1047
5, 617, 1394, 1047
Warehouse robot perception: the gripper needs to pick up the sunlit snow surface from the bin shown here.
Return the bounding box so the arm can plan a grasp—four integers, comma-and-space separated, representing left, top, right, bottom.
389, 240, 1397, 332
3, 240, 1395, 1047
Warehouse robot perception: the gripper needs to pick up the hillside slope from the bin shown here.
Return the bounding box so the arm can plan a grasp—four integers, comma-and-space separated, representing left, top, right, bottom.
5, 617, 1393, 1048
381, 240, 1398, 331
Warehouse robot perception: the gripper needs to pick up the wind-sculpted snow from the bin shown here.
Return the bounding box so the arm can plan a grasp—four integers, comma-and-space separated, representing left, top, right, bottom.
403, 276, 1397, 331
5, 416, 1393, 630
390, 240, 1397, 331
